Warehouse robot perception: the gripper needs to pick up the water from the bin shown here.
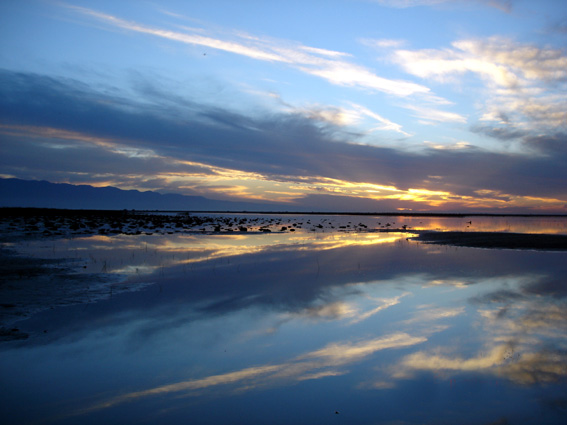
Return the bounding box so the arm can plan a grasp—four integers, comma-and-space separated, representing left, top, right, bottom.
1, 215, 566, 424
192, 212, 567, 234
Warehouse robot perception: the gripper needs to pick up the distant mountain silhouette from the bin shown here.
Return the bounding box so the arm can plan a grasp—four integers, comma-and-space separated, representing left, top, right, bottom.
0, 178, 285, 211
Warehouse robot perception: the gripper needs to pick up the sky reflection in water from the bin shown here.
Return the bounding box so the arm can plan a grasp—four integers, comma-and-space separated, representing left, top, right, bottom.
1, 217, 566, 424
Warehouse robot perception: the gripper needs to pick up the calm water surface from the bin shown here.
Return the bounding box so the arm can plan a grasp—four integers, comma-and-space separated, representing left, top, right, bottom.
1, 215, 566, 424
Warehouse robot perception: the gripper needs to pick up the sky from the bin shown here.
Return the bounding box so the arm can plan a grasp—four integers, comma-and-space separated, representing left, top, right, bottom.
1, 0, 566, 213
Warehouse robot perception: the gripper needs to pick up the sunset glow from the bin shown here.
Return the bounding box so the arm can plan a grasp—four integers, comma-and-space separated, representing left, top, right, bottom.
1, 0, 565, 212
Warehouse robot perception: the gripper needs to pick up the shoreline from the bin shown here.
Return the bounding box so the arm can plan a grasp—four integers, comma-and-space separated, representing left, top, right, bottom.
2, 206, 567, 218
2, 209, 567, 247
409, 231, 567, 251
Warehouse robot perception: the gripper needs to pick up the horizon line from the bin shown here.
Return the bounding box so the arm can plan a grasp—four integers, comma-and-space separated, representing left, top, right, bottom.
2, 207, 567, 218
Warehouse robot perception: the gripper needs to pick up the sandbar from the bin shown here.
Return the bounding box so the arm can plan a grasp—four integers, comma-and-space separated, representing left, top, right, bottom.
411, 231, 567, 251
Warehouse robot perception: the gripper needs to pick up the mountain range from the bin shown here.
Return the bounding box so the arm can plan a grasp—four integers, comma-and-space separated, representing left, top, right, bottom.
0, 178, 287, 211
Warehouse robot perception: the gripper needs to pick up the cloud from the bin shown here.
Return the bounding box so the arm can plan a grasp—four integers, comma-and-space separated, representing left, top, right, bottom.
75, 364, 285, 414
345, 102, 411, 136
461, 278, 567, 385
1, 69, 566, 211
66, 5, 288, 63
64, 4, 430, 98
279, 292, 410, 327
360, 38, 407, 49
300, 61, 428, 97
392, 37, 567, 139
349, 293, 410, 324
291, 301, 359, 321
301, 333, 427, 364
394, 37, 567, 86
395, 344, 511, 375
281, 101, 409, 136
393, 343, 567, 385
404, 306, 466, 324
391, 296, 567, 386
71, 331, 425, 417
498, 351, 567, 385
404, 104, 467, 124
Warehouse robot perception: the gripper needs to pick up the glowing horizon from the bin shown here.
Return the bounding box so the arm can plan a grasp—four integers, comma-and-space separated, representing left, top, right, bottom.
0, 1, 565, 213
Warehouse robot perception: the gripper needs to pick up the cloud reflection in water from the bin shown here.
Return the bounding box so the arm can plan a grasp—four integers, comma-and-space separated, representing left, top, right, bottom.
77, 332, 426, 416
2, 225, 567, 424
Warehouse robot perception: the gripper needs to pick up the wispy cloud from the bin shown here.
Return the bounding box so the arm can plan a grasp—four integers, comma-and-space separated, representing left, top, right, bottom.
404, 104, 467, 124
404, 306, 466, 324
63, 4, 430, 98
290, 301, 359, 322
360, 38, 407, 49
66, 5, 287, 62
300, 333, 427, 364
349, 293, 410, 324
71, 332, 425, 417
347, 102, 412, 136
275, 97, 410, 137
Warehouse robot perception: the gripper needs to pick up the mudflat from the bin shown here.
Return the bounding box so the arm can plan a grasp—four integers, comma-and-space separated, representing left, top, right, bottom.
412, 231, 567, 250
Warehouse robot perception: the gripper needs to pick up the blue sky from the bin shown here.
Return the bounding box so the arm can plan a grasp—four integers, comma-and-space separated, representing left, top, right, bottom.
1, 0, 566, 212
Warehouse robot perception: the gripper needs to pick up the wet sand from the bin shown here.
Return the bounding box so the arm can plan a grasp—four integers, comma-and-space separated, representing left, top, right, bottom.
0, 246, 127, 340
